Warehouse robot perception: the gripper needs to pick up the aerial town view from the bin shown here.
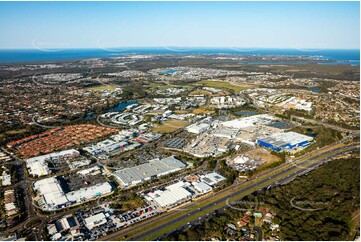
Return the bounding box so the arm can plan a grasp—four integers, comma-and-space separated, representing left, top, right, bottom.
0, 1, 359, 241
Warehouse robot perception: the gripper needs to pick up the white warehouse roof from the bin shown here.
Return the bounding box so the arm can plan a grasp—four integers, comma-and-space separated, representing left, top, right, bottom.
84, 212, 107, 230
222, 114, 275, 129
192, 181, 212, 193
200, 172, 226, 186
26, 149, 79, 177
33, 177, 113, 211
33, 177, 68, 209
115, 156, 186, 186
186, 123, 210, 134
66, 182, 112, 203
147, 181, 192, 207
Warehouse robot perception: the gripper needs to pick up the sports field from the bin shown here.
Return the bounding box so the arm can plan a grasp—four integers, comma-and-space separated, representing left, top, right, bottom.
188, 89, 212, 96
192, 108, 215, 115
152, 120, 189, 133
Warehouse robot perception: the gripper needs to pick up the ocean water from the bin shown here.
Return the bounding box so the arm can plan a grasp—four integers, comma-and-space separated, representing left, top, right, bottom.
0, 48, 359, 65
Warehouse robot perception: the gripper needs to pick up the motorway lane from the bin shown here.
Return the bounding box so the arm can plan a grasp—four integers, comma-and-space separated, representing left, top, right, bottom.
3, 141, 355, 240
108, 144, 358, 239
132, 145, 358, 241
292, 116, 360, 134
100, 143, 358, 241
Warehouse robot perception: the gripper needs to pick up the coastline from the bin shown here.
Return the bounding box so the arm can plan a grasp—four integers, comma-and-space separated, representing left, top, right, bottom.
0, 48, 359, 65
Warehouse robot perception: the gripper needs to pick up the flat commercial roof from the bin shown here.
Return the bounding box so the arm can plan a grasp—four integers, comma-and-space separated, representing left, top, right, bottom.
84, 212, 107, 230
26, 149, 79, 176
114, 156, 186, 186
186, 123, 210, 133
222, 114, 275, 129
33, 177, 112, 210
257, 131, 313, 148
213, 128, 239, 139
26, 149, 79, 163
33, 177, 68, 208
192, 181, 212, 193
163, 138, 185, 149
147, 181, 192, 207
66, 182, 112, 203
200, 172, 226, 186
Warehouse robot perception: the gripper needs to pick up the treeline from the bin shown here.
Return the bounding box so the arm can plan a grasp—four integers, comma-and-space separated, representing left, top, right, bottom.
0, 124, 44, 147
164, 157, 360, 241
109, 192, 145, 212
164, 209, 246, 241
240, 157, 360, 240
292, 126, 343, 157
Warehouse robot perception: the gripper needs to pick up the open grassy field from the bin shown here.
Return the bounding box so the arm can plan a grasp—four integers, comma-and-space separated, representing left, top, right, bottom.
174, 110, 189, 114
4, 129, 27, 135
0, 129, 28, 139
192, 108, 215, 115
195, 80, 253, 92
188, 89, 212, 96
152, 120, 189, 133
87, 85, 117, 92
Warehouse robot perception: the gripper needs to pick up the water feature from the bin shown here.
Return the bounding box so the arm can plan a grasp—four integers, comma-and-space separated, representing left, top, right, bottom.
83, 101, 138, 120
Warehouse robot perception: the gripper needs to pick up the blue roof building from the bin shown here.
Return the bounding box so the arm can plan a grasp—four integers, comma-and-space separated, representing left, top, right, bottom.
257, 131, 314, 152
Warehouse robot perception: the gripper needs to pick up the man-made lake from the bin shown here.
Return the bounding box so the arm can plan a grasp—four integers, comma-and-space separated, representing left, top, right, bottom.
307, 87, 320, 94
159, 69, 182, 75
235, 111, 258, 116
84, 101, 138, 120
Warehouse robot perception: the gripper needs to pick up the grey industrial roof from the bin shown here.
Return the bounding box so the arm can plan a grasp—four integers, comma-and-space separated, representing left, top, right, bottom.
163, 138, 185, 149
114, 156, 186, 185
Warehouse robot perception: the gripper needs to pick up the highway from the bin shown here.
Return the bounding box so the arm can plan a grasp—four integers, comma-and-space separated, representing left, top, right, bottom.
290, 116, 360, 134
100, 142, 358, 241
2, 135, 357, 241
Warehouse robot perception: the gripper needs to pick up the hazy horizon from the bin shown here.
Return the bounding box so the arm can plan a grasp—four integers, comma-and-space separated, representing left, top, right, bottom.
0, 47, 360, 50
0, 1, 359, 49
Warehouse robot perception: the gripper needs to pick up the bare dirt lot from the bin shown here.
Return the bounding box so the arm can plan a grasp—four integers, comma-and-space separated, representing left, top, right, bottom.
244, 148, 279, 164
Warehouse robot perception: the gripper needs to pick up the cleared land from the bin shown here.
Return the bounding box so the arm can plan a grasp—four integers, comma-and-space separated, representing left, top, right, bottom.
87, 85, 117, 92
152, 120, 189, 133
195, 80, 254, 92
192, 108, 215, 115
244, 148, 279, 164
188, 90, 212, 96
4, 129, 27, 135
0, 129, 28, 138
174, 110, 189, 114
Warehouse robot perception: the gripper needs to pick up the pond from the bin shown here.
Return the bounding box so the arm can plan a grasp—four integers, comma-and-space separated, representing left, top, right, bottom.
307, 87, 320, 94
84, 101, 138, 120
235, 111, 258, 116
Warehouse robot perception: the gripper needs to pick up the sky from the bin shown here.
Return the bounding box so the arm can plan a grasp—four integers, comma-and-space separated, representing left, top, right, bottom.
0, 1, 359, 49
